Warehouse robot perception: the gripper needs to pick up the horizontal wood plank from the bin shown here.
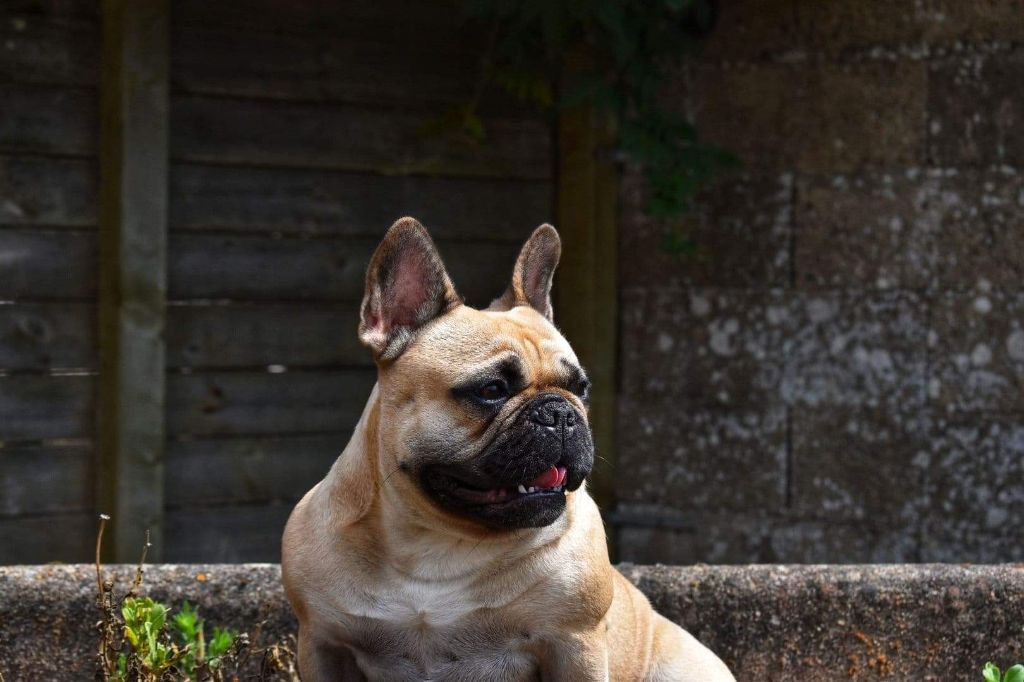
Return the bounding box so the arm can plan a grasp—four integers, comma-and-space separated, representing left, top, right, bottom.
171, 95, 551, 180
0, 303, 95, 370
165, 434, 346, 506
0, 511, 97, 564
0, 15, 98, 86
0, 229, 95, 298
166, 369, 376, 437
169, 163, 552, 240
0, 84, 96, 157
0, 374, 93, 441
0, 442, 93, 516
172, 25, 493, 110
0, 228, 524, 304
164, 504, 292, 563
168, 234, 521, 305
0, 157, 97, 226
166, 303, 365, 369
175, 0, 467, 39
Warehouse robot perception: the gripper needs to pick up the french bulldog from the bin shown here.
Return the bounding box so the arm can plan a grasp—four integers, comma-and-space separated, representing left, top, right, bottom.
282, 218, 735, 681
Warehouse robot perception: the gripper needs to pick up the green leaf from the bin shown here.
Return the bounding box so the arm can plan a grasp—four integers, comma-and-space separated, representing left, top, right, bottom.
1004, 664, 1024, 682
985, 663, 1002, 682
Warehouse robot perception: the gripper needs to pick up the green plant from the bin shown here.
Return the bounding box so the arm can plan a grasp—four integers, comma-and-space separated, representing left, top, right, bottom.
172, 602, 237, 678
93, 515, 298, 682
985, 662, 1024, 682
452, 0, 737, 234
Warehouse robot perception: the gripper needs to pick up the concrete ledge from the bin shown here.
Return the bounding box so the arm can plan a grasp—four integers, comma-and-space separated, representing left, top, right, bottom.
1, 564, 1022, 680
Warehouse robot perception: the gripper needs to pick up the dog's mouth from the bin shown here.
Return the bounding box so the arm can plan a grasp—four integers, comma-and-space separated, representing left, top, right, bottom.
431, 465, 568, 505
420, 464, 572, 529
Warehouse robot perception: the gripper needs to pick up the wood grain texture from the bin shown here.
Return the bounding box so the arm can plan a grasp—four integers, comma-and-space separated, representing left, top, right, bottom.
0, 15, 99, 86
0, 157, 97, 226
0, 303, 95, 370
0, 374, 94, 441
0, 511, 96, 564
171, 25, 488, 110
166, 303, 366, 369
168, 234, 520, 305
169, 163, 551, 240
0, 442, 93, 516
0, 85, 97, 157
170, 95, 551, 179
166, 368, 376, 437
164, 504, 292, 563
165, 434, 346, 506
0, 229, 96, 299
97, 0, 170, 560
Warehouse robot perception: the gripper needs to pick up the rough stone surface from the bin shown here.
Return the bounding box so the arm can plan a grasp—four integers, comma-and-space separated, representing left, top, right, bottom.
696, 62, 928, 173
616, 402, 787, 512
619, 169, 793, 290
922, 415, 1024, 562
616, 0, 1024, 563
931, 291, 1024, 412
929, 50, 1024, 167
3, 563, 1024, 681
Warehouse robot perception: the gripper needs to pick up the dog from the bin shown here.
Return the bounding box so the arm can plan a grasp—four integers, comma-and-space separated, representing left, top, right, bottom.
282, 218, 735, 681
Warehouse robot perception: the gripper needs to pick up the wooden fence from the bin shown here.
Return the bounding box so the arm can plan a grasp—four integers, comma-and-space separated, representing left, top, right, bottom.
0, 0, 577, 563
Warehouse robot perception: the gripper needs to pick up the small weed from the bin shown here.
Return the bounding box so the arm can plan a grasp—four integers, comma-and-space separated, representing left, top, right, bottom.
93, 514, 297, 682
984, 662, 1024, 682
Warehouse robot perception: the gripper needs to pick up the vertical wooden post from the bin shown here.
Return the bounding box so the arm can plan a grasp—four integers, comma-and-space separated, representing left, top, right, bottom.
97, 0, 169, 561
556, 57, 620, 557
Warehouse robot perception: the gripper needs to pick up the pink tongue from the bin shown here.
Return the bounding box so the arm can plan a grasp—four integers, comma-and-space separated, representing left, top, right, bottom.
527, 466, 567, 489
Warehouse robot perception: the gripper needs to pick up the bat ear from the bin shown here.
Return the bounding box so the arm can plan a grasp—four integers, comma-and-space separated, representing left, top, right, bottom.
359, 217, 460, 361
488, 224, 561, 321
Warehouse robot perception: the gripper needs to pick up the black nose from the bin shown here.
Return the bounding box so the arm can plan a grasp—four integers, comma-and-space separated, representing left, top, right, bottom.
528, 396, 577, 428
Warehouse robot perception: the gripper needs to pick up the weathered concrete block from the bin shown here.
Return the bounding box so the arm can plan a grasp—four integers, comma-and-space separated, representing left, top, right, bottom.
929, 50, 1024, 166
623, 564, 1024, 680
795, 167, 1023, 290
932, 167, 1024, 290
780, 290, 929, 410
921, 414, 1024, 562
618, 513, 920, 565
791, 407, 931, 524
616, 401, 787, 512
696, 62, 927, 173
704, 0, 1024, 61
619, 287, 785, 406
930, 291, 1024, 412
795, 170, 943, 290
619, 169, 793, 290
4, 564, 1024, 681
617, 514, 773, 565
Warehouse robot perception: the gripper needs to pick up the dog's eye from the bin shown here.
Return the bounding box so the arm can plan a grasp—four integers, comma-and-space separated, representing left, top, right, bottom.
474, 381, 509, 402
575, 379, 592, 402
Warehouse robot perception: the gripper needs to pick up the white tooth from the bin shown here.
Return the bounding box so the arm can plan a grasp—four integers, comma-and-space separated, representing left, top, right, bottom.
528, 486, 536, 493
517, 484, 527, 494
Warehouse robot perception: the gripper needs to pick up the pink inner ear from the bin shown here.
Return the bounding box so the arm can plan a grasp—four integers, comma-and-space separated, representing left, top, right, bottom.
390, 250, 430, 327
524, 262, 551, 309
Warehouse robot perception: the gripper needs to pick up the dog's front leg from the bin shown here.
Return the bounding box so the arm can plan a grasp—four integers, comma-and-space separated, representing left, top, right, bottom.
297, 628, 367, 682
540, 632, 611, 682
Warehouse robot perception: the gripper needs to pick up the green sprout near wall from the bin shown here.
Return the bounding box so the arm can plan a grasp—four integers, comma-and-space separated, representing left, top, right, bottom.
448, 0, 736, 245
985, 662, 1024, 682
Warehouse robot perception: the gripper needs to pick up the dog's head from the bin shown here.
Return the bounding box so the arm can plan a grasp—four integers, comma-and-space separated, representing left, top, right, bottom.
355, 217, 594, 531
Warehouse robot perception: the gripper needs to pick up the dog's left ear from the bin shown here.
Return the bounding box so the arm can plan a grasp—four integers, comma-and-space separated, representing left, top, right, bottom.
359, 217, 461, 361
489, 224, 561, 321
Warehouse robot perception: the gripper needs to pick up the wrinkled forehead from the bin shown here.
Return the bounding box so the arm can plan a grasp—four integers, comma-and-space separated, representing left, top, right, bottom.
400, 305, 580, 381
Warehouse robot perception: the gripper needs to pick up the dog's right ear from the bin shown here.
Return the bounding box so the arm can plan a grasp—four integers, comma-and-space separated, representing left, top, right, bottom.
359, 217, 460, 361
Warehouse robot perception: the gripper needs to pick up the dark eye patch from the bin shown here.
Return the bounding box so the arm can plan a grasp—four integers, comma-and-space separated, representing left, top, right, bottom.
451, 355, 526, 408
559, 358, 591, 401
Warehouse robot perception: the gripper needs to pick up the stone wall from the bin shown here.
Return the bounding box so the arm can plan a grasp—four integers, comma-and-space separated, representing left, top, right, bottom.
3, 564, 1023, 681
615, 0, 1024, 563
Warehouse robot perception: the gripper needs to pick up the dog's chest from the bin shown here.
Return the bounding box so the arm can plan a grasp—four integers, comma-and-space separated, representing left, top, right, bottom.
342, 580, 539, 681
